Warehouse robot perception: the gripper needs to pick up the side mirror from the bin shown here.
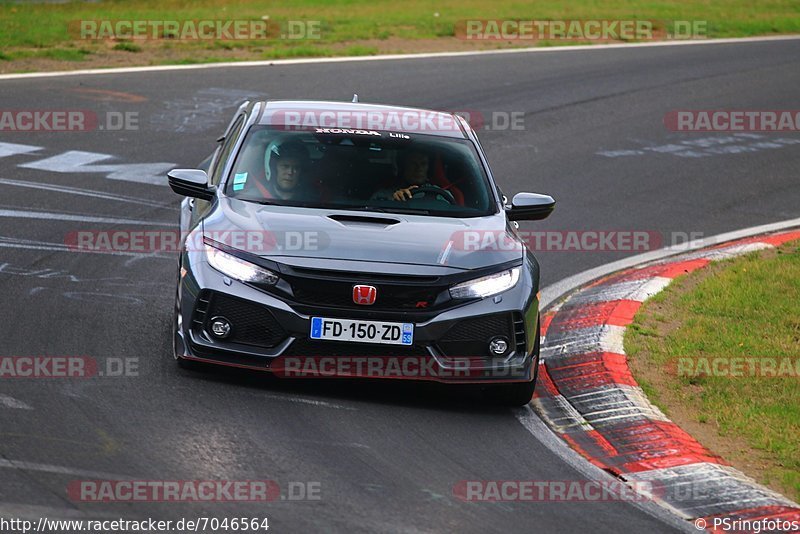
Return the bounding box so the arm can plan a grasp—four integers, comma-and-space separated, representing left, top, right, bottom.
506, 192, 555, 221
167, 169, 216, 201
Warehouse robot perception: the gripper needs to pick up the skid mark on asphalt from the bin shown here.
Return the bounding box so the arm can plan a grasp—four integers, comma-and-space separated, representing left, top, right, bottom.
0, 261, 172, 287
292, 439, 369, 449
0, 260, 170, 304
151, 87, 266, 133
69, 87, 148, 103
0, 394, 33, 410
258, 393, 357, 410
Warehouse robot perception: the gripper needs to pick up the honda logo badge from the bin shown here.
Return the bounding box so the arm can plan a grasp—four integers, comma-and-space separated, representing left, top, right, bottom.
352, 285, 377, 305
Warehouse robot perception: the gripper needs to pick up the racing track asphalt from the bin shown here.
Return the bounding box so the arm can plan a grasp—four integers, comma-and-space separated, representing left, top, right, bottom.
0, 38, 799, 532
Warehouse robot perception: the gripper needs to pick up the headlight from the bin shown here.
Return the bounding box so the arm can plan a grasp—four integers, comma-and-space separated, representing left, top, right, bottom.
449, 267, 520, 299
204, 242, 278, 285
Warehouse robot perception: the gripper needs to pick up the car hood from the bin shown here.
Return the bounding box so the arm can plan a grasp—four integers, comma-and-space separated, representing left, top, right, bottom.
202, 198, 523, 271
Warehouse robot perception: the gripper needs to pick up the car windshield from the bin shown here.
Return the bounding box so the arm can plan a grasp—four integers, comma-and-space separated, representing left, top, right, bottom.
224, 126, 496, 217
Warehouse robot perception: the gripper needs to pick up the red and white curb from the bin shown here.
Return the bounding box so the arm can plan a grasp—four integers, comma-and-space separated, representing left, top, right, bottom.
532, 230, 800, 531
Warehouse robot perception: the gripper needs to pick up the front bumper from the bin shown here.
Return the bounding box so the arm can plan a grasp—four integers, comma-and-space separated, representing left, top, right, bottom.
175, 254, 540, 384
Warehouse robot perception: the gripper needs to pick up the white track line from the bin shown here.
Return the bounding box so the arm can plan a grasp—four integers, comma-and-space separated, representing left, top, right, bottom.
0, 208, 173, 227
0, 35, 798, 81
0, 235, 172, 259
0, 502, 118, 521
0, 178, 173, 209
0, 458, 130, 480
0, 394, 33, 410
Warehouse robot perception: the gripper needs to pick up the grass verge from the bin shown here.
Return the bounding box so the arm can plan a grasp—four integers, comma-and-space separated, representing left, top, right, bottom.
626, 239, 800, 501
0, 0, 799, 73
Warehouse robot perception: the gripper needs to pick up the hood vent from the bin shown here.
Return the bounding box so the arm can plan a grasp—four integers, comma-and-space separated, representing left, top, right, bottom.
327, 214, 401, 227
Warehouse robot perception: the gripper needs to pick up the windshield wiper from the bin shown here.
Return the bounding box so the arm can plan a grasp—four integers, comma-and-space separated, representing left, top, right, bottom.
237, 198, 279, 206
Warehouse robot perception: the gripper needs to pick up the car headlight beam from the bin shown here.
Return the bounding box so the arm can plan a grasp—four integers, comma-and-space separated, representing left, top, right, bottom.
449, 267, 520, 299
204, 242, 279, 285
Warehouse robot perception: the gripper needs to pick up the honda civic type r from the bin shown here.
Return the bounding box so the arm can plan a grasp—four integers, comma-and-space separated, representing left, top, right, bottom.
169, 99, 555, 405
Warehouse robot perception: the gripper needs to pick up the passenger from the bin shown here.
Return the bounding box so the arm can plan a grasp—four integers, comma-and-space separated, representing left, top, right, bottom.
261, 141, 312, 201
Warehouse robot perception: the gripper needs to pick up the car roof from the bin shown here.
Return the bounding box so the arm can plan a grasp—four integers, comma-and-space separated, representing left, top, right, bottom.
257, 100, 470, 139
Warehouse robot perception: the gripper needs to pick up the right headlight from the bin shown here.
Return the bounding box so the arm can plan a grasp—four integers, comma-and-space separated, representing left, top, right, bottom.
204, 240, 279, 285
449, 267, 520, 299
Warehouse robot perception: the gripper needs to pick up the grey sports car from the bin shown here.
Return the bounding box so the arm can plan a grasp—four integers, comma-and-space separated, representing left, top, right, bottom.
169, 99, 555, 405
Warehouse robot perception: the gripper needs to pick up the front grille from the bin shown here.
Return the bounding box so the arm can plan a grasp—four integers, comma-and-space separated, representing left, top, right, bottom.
292, 285, 442, 310
284, 338, 429, 358
193, 290, 287, 348
436, 313, 517, 358
284, 269, 449, 311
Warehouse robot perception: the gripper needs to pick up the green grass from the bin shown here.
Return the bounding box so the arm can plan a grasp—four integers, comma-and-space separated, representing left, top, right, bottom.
0, 0, 798, 69
626, 240, 800, 501
112, 41, 142, 53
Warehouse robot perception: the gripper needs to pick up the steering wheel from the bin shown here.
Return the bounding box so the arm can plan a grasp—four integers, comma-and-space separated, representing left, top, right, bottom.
410, 185, 457, 205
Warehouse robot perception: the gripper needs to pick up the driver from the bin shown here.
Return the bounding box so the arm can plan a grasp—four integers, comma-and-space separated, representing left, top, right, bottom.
373, 149, 464, 205
391, 150, 431, 201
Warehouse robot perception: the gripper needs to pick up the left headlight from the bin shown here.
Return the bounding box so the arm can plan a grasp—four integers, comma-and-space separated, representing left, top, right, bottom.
449, 267, 520, 299
204, 242, 279, 285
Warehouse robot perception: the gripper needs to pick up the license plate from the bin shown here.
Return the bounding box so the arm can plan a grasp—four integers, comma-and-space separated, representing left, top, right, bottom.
310, 317, 414, 345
